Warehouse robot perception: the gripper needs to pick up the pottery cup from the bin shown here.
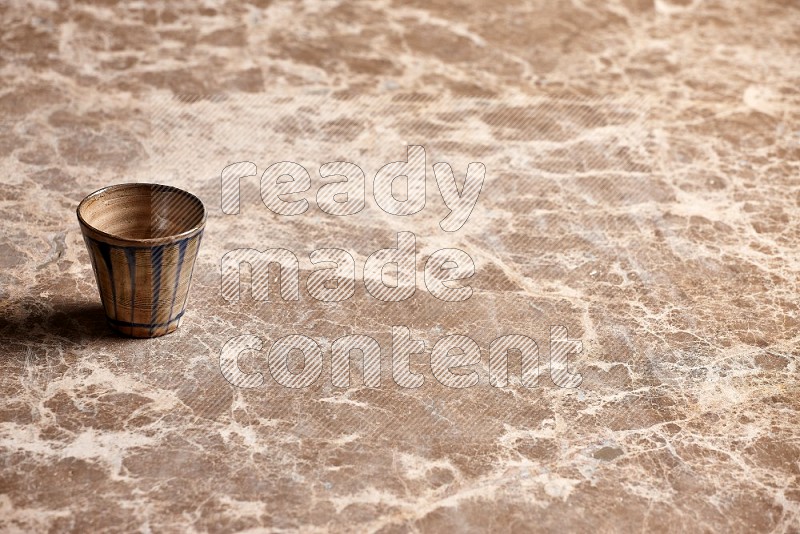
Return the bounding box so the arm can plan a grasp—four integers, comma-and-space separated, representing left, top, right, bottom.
77, 183, 206, 337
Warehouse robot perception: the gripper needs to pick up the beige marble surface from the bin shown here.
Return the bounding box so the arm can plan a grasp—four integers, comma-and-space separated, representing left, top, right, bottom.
1, 0, 799, 532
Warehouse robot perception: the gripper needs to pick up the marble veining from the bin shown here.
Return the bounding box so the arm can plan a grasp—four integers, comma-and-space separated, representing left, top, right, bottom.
0, 0, 799, 532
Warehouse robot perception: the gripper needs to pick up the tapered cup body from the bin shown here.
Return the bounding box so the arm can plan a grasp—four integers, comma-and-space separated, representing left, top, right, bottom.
77, 183, 206, 338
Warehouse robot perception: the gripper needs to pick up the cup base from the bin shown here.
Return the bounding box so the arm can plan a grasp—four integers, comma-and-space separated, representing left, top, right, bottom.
106, 315, 183, 338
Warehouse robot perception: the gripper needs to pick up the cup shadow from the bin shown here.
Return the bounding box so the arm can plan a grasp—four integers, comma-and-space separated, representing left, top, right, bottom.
0, 298, 116, 355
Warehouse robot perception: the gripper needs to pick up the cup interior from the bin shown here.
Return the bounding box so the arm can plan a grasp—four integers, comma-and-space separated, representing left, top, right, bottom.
78, 183, 206, 241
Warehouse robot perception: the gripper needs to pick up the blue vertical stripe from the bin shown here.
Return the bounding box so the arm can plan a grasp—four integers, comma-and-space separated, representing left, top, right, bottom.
96, 241, 117, 320
149, 245, 165, 336
123, 248, 137, 327
168, 237, 189, 322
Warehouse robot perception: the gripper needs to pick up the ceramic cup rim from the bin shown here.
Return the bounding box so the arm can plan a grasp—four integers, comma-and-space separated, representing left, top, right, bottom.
77, 182, 207, 246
